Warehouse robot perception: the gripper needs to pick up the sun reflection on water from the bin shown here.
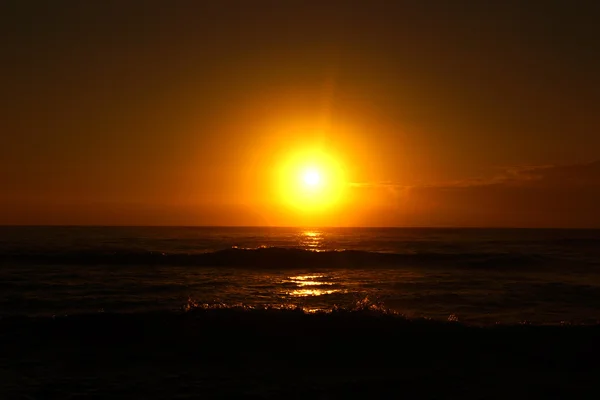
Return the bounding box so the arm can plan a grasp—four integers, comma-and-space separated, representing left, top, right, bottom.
284, 273, 341, 297
300, 230, 323, 251
289, 289, 337, 296
291, 274, 324, 281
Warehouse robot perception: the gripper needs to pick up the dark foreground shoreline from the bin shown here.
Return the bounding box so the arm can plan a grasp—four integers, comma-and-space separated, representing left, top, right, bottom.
2, 309, 599, 399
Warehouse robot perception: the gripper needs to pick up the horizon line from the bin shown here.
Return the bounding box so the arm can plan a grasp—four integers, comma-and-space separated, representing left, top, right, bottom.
0, 224, 598, 230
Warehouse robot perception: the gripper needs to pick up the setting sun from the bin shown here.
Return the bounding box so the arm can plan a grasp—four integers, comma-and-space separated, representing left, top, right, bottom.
276, 148, 346, 213
302, 169, 321, 187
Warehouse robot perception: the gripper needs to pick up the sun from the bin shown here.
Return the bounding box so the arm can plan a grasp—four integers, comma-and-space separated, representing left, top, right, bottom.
302, 169, 321, 187
276, 148, 346, 212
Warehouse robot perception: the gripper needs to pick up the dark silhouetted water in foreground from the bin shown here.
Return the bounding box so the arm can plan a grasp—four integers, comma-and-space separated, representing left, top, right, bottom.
2, 227, 600, 398
2, 226, 600, 324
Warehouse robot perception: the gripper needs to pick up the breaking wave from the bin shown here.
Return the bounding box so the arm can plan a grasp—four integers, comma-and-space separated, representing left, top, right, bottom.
0, 246, 562, 269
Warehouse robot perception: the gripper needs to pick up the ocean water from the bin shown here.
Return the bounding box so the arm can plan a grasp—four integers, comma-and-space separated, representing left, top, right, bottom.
1, 226, 600, 325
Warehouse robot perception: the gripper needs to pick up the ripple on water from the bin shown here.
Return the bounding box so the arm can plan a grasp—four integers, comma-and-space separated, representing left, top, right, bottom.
282, 274, 344, 297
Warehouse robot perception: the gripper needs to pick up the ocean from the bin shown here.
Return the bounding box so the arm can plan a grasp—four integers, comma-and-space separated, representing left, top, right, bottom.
3, 226, 600, 398
2, 226, 599, 325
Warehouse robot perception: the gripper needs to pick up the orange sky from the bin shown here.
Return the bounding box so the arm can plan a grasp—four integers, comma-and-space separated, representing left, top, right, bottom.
1, 1, 599, 227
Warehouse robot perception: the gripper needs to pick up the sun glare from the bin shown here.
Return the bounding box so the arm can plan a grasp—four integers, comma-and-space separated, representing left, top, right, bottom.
302, 169, 321, 187
276, 148, 346, 212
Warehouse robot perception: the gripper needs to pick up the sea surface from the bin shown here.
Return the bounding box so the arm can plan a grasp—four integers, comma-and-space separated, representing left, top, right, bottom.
1, 226, 600, 325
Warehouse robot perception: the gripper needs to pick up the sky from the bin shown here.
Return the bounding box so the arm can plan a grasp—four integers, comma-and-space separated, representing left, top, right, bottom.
1, 0, 599, 227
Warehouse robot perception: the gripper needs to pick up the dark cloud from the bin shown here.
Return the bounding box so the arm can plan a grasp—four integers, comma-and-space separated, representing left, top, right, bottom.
523, 161, 600, 188
352, 161, 600, 227
414, 161, 600, 189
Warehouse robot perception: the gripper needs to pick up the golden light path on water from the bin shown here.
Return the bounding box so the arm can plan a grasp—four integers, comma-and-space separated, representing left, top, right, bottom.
285, 274, 339, 297
192, 227, 428, 316
283, 230, 343, 297
300, 230, 323, 251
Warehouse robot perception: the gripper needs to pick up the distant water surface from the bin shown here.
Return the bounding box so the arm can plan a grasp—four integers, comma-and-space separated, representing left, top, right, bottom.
1, 226, 599, 324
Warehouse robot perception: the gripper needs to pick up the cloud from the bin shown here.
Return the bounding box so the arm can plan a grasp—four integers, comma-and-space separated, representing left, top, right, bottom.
348, 181, 403, 189
348, 161, 594, 192
422, 161, 600, 189
522, 161, 600, 187
349, 161, 600, 228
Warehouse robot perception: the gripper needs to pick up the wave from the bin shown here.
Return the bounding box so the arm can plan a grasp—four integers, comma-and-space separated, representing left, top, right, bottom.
3, 307, 599, 400
3, 300, 599, 327
0, 246, 566, 269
